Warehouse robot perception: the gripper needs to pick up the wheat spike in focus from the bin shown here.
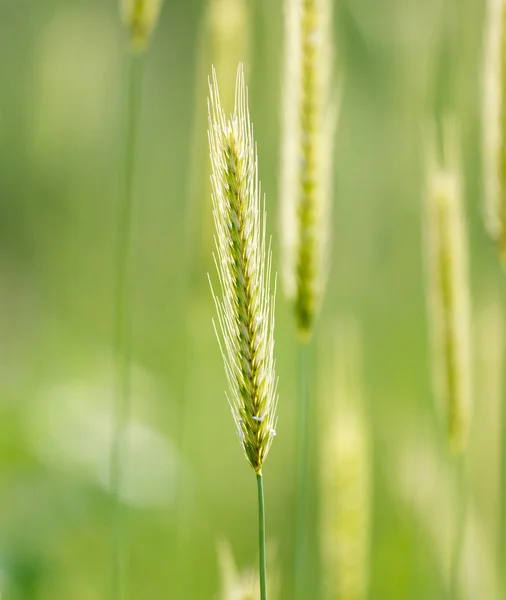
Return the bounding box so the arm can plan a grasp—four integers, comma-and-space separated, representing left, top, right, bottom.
208, 65, 278, 475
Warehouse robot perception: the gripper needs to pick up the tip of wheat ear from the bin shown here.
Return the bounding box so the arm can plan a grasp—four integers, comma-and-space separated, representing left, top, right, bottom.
208, 64, 278, 474
120, 0, 164, 52
424, 118, 472, 454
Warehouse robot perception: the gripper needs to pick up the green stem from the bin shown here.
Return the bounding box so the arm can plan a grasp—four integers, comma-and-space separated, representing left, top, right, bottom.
450, 455, 466, 600
500, 389, 506, 600
294, 340, 310, 600
110, 53, 144, 600
257, 473, 268, 600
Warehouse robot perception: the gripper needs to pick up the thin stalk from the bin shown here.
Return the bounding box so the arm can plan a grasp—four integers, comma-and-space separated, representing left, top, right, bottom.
257, 473, 268, 600
450, 455, 466, 600
110, 54, 144, 600
294, 340, 310, 600
500, 393, 506, 600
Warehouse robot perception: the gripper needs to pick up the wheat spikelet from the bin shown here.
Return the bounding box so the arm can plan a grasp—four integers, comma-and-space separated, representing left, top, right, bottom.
482, 0, 506, 261
320, 325, 370, 600
120, 0, 164, 52
280, 0, 335, 339
208, 65, 278, 474
424, 119, 472, 453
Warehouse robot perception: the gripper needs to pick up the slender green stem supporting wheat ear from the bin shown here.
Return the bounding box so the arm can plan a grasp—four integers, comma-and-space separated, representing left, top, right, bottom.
257, 474, 268, 600
110, 54, 143, 600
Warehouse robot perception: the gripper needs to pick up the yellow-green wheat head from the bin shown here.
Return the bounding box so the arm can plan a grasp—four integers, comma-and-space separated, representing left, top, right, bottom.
320, 326, 370, 600
280, 0, 335, 340
482, 0, 506, 262
120, 0, 164, 52
208, 65, 278, 475
424, 120, 472, 453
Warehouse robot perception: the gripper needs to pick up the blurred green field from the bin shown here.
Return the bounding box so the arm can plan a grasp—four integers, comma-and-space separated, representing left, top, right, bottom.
0, 0, 501, 598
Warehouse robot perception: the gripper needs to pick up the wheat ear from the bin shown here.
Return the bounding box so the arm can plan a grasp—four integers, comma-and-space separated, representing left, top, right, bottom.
482, 0, 506, 261
120, 0, 164, 52
280, 0, 334, 339
424, 119, 472, 453
208, 65, 278, 600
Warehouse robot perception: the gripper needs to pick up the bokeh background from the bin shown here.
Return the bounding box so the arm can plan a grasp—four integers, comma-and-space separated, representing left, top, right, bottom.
0, 0, 502, 598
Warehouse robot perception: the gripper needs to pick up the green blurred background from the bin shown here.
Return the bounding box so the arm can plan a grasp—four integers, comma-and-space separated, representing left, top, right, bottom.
0, 0, 502, 598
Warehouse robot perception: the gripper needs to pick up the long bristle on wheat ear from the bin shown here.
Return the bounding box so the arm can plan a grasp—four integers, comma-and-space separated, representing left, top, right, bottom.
120, 0, 164, 51
424, 121, 472, 453
482, 0, 506, 262
208, 65, 278, 475
280, 0, 334, 340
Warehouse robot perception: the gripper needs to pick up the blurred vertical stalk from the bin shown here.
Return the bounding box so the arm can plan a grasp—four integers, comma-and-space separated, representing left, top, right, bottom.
482, 0, 506, 591
450, 456, 466, 600
294, 340, 310, 598
110, 54, 144, 600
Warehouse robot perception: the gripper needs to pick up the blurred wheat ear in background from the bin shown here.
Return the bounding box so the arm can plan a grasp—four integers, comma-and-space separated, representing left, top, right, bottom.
110, 3, 164, 600
482, 0, 506, 592
320, 324, 370, 600
482, 0, 506, 262
423, 118, 472, 600
120, 0, 164, 52
208, 65, 278, 600
280, 0, 334, 339
279, 0, 336, 595
423, 119, 472, 454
